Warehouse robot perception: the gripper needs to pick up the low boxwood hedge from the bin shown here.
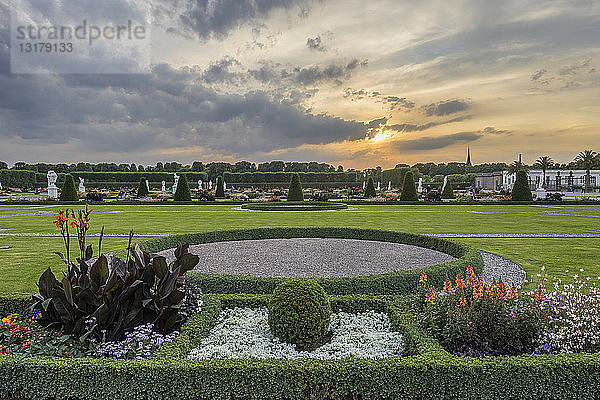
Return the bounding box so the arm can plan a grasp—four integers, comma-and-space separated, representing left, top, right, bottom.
135, 228, 484, 295
241, 201, 348, 211
1, 294, 600, 399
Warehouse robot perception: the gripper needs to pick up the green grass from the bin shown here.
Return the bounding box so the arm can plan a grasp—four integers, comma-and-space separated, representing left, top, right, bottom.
0, 203, 599, 295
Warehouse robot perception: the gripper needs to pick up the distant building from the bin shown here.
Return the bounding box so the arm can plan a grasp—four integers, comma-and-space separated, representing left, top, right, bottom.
475, 172, 503, 190
476, 170, 600, 191
466, 146, 472, 166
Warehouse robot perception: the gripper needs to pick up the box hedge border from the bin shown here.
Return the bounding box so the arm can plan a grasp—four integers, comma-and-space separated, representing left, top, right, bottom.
1, 293, 600, 399
240, 201, 349, 211
135, 228, 484, 295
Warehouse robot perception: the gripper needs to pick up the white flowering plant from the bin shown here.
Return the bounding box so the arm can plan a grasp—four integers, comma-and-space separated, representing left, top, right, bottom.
531, 266, 600, 354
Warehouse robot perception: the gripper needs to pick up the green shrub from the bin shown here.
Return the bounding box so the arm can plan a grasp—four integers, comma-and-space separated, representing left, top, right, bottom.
241, 201, 348, 211
441, 181, 455, 199
287, 173, 304, 201
58, 174, 78, 202
0, 170, 36, 189
511, 170, 533, 201
268, 279, 331, 351
174, 175, 192, 202
136, 177, 149, 198
215, 176, 225, 198
364, 176, 376, 198
421, 266, 544, 356
400, 171, 418, 201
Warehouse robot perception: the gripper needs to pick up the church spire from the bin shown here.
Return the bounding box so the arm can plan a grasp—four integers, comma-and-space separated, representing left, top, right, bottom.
466, 146, 472, 166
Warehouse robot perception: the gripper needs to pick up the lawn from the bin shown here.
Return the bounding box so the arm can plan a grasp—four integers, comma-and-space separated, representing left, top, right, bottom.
0, 203, 599, 295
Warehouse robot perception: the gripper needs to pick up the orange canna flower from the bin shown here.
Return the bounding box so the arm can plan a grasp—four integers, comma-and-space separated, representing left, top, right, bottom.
459, 297, 467, 306
419, 273, 428, 284
424, 289, 436, 305
443, 278, 453, 293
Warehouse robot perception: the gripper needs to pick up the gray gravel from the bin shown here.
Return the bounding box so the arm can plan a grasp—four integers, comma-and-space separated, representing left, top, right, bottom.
157, 238, 527, 286
159, 238, 455, 278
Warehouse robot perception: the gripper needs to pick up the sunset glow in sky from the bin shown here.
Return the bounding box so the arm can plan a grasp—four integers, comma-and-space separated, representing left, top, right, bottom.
1, 0, 599, 169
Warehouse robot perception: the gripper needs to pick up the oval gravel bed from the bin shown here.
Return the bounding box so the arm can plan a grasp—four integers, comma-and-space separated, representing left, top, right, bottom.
157, 238, 456, 278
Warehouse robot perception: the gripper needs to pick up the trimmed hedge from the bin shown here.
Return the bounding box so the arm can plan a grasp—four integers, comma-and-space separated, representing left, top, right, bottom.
136, 177, 149, 198
0, 170, 36, 188
134, 228, 484, 295
35, 171, 209, 186
174, 175, 192, 202
512, 170, 533, 201
287, 173, 304, 201
1, 294, 600, 399
364, 176, 376, 198
224, 171, 359, 184
241, 201, 348, 211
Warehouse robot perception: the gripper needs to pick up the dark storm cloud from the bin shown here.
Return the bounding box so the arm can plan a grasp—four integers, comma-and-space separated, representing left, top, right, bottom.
173, 0, 313, 40
421, 99, 469, 116
0, 60, 367, 155
344, 88, 414, 111
202, 56, 242, 83
387, 116, 472, 133
292, 59, 367, 86
384, 96, 415, 111
306, 35, 326, 51
398, 132, 482, 151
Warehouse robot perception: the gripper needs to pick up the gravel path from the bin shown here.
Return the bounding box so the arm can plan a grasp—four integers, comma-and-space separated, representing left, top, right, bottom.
156, 238, 526, 286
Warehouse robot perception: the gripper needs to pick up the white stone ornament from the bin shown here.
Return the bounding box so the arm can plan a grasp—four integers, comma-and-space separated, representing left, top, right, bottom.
173, 174, 180, 195
47, 170, 58, 199
78, 177, 85, 193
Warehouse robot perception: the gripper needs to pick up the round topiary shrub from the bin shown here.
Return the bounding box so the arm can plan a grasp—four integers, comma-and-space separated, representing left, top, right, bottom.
59, 174, 79, 202
268, 279, 331, 351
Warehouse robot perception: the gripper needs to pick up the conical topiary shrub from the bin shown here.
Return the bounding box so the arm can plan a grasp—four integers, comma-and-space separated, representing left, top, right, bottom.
174, 174, 192, 202
511, 170, 532, 201
400, 171, 418, 201
59, 174, 79, 202
287, 173, 304, 201
364, 176, 376, 198
441, 181, 455, 199
215, 176, 225, 198
137, 177, 149, 198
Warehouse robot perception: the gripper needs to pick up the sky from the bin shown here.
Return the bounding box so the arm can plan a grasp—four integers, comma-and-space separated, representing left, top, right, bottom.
0, 0, 599, 169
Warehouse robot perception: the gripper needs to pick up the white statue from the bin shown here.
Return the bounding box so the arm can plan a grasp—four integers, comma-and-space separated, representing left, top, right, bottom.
47, 170, 58, 199
362, 181, 366, 190
172, 173, 179, 195
78, 177, 85, 193
441, 176, 448, 193
418, 178, 423, 193
223, 180, 226, 191
162, 181, 166, 192
145, 179, 150, 192
0, 182, 3, 190
209, 180, 213, 190
388, 181, 391, 191
198, 180, 202, 190
376, 181, 381, 191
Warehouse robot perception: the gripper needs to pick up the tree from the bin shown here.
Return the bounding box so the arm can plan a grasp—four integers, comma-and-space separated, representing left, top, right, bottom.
0, 161, 7, 170
215, 176, 225, 198
287, 173, 304, 201
337, 165, 344, 172
441, 182, 455, 199
534, 156, 553, 189
511, 170, 532, 201
174, 174, 192, 202
507, 160, 529, 175
400, 171, 418, 201
364, 176, 376, 198
575, 150, 598, 192
136, 177, 149, 198
59, 174, 79, 202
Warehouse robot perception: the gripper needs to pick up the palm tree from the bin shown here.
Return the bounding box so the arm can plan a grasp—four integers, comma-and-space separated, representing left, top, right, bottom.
574, 150, 598, 192
534, 156, 553, 189
507, 160, 528, 175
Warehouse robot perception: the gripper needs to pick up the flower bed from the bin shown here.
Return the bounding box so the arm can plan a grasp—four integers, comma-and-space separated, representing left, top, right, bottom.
188, 307, 404, 360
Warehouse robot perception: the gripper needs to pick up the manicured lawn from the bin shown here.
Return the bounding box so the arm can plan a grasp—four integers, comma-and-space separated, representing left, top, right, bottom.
0, 203, 599, 295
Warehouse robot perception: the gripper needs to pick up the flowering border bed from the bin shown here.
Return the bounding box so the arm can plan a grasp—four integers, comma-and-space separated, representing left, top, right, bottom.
136, 227, 484, 295
240, 201, 349, 211
1, 293, 600, 399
